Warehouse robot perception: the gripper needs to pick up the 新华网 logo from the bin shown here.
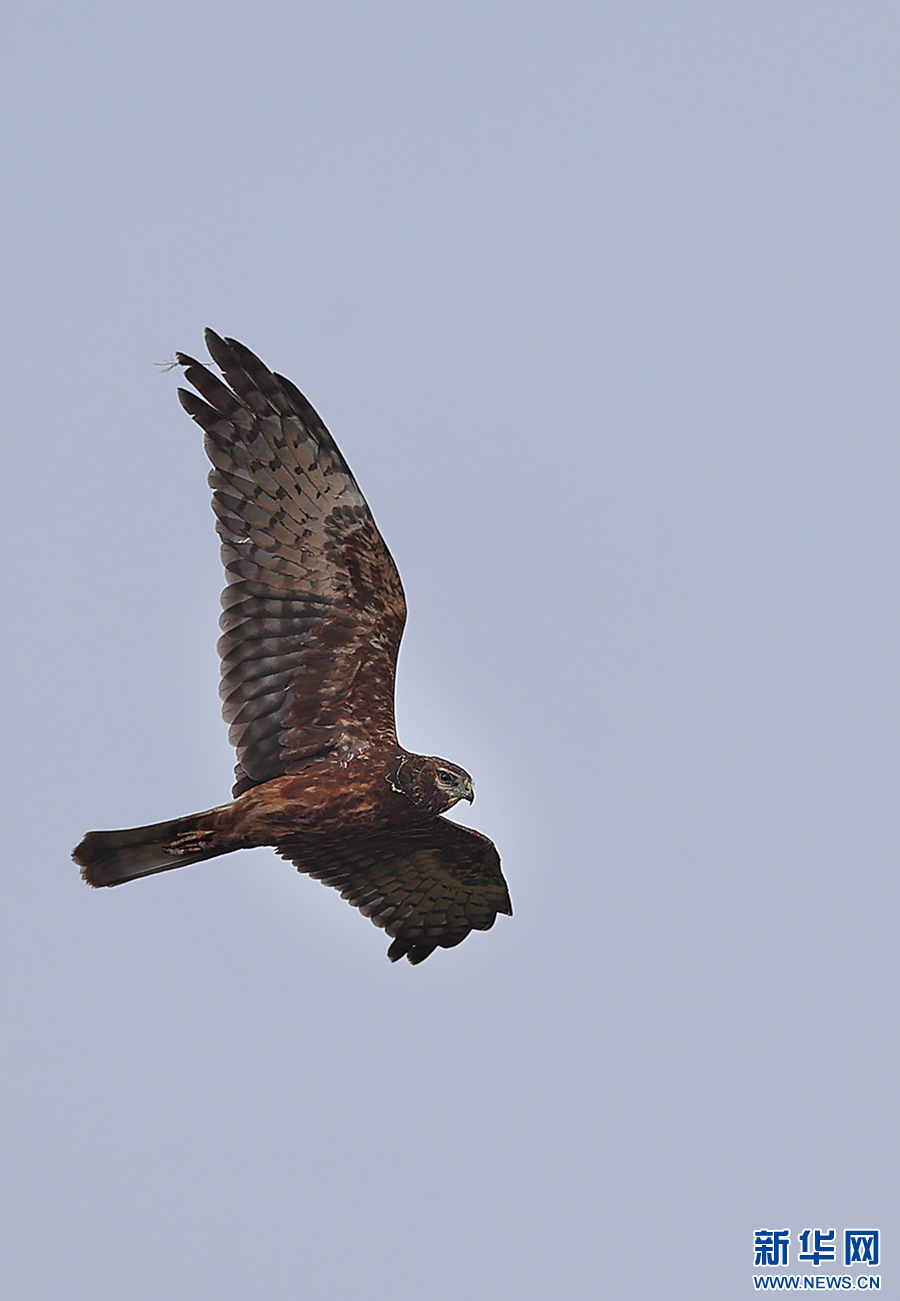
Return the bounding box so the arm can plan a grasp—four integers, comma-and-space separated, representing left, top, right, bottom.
753, 1228, 880, 1269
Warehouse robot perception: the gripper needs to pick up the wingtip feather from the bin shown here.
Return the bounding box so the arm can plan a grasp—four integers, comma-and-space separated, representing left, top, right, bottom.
204, 326, 227, 355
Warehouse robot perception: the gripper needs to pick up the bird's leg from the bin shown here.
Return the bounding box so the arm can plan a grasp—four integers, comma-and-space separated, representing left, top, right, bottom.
163, 828, 219, 858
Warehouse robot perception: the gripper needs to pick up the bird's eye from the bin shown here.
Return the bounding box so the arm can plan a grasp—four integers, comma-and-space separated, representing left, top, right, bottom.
437, 770, 456, 785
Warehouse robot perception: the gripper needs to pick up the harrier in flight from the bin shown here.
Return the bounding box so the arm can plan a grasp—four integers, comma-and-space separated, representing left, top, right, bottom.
73, 332, 510, 963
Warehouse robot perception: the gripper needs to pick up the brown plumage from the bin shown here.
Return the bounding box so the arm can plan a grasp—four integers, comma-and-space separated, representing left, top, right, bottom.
72, 331, 510, 964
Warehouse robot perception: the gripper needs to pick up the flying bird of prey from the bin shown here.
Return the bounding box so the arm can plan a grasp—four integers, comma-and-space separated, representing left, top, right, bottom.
73, 331, 510, 963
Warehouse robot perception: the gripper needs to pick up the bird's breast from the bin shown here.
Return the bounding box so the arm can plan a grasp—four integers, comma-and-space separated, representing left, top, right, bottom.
223, 754, 414, 846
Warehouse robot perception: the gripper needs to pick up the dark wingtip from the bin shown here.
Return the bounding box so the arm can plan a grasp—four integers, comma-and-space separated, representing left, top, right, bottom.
405, 946, 437, 965
386, 937, 438, 965
221, 334, 271, 374
177, 387, 208, 417
203, 328, 233, 372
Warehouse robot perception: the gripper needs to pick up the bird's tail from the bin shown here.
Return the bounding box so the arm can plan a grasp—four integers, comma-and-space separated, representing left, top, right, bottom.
73, 809, 231, 887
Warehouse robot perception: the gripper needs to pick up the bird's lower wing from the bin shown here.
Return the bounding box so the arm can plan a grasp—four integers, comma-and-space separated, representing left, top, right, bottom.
278, 818, 511, 964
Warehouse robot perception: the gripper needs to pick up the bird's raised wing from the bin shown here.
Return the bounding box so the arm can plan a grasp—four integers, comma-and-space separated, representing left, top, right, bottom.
278, 818, 512, 963
177, 331, 407, 795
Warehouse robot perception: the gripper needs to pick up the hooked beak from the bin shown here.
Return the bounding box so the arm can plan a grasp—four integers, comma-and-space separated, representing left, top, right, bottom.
464, 784, 475, 804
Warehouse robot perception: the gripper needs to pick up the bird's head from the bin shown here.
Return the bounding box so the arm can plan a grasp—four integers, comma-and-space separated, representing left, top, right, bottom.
389, 754, 475, 814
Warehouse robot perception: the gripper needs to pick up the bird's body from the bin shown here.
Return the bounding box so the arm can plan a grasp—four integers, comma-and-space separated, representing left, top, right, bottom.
73, 331, 510, 964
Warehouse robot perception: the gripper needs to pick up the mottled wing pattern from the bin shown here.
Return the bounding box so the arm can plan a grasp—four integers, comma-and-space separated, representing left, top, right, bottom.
177, 331, 407, 795
279, 819, 512, 963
